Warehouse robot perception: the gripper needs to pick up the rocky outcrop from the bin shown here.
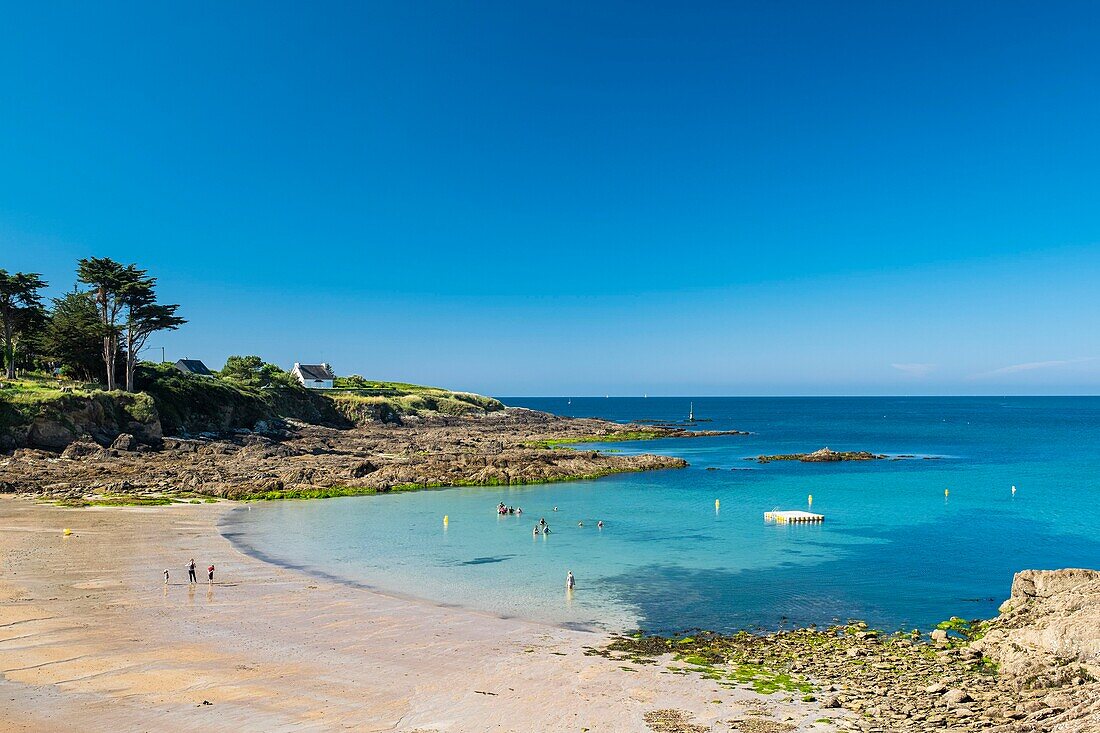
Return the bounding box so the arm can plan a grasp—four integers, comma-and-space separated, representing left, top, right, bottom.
5, 393, 162, 451
0, 407, 691, 499
967, 569, 1100, 730
603, 569, 1100, 732
749, 447, 885, 463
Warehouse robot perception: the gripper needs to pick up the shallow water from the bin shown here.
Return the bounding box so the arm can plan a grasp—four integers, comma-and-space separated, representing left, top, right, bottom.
223, 397, 1100, 633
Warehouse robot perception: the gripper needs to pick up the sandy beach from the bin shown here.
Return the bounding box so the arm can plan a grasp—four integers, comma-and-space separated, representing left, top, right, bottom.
0, 497, 827, 732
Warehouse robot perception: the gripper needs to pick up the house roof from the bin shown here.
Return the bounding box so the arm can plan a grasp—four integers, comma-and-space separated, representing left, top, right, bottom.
295, 363, 335, 381
174, 359, 213, 376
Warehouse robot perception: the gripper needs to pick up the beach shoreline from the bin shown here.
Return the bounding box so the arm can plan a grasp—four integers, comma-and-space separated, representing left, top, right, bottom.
0, 496, 828, 732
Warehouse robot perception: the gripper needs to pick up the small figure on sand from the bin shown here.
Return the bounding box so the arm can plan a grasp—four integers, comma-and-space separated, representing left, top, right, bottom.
567, 570, 575, 590
164, 569, 170, 584
188, 558, 197, 584
208, 564, 215, 583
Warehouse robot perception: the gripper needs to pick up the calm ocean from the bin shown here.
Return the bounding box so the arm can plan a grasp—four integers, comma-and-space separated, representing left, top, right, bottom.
222, 397, 1100, 633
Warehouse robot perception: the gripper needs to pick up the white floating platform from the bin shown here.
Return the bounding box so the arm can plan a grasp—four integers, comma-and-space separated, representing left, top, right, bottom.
764, 510, 824, 524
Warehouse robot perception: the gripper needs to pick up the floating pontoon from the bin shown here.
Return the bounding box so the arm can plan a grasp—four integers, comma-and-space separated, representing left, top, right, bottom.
764, 510, 824, 524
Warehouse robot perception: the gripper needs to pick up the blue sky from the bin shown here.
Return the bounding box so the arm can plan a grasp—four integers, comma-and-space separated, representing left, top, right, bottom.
3, 2, 1099, 395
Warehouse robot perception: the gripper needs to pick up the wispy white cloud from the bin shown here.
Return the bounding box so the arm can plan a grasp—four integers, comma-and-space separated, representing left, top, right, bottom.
973, 357, 1097, 379
891, 363, 936, 378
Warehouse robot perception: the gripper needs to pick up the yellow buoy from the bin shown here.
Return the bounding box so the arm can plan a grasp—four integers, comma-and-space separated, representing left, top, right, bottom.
62, 528, 72, 536
443, 515, 449, 526
807, 494, 813, 507
944, 489, 949, 498
714, 499, 720, 511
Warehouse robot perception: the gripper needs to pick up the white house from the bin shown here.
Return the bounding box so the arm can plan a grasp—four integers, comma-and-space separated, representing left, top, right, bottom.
292, 362, 335, 389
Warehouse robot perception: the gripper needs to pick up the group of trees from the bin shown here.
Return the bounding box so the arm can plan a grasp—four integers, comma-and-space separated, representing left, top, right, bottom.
219, 355, 300, 388
0, 258, 185, 390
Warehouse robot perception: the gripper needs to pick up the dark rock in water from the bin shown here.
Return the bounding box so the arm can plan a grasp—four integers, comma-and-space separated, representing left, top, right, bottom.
749, 447, 885, 463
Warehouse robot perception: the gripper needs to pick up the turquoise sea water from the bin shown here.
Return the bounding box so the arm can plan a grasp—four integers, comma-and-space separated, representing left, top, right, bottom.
222, 397, 1100, 633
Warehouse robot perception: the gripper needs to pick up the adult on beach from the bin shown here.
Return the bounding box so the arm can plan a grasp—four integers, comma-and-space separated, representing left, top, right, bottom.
188, 558, 196, 583
208, 564, 215, 583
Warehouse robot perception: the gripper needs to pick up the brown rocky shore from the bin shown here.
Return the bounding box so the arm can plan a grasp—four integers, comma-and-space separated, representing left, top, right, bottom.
598, 569, 1100, 732
0, 407, 737, 500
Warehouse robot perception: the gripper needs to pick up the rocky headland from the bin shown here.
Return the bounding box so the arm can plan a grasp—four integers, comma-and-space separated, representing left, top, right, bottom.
0, 403, 744, 501
597, 569, 1100, 732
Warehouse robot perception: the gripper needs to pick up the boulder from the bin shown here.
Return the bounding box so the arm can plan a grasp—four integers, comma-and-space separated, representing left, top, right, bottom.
61, 441, 105, 460
111, 433, 138, 451
943, 689, 972, 705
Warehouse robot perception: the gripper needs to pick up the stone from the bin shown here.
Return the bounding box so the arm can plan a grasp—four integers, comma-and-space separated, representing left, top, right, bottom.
943, 689, 972, 705
110, 433, 138, 451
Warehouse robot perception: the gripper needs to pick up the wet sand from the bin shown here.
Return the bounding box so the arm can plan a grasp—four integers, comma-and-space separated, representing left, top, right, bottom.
0, 497, 827, 732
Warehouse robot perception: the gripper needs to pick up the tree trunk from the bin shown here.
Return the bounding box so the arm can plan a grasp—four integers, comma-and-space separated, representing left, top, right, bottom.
2, 318, 13, 380
125, 329, 136, 392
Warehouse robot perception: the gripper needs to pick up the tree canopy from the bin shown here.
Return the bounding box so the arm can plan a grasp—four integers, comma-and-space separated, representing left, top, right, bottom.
0, 269, 48, 379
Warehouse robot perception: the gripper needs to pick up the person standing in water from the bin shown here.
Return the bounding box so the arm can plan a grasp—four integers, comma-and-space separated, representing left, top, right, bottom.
566, 570, 575, 590
188, 558, 196, 584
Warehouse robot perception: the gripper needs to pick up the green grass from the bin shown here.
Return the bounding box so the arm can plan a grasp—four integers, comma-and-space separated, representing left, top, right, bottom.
326, 383, 504, 422
0, 373, 157, 435
524, 430, 667, 449
53, 494, 176, 507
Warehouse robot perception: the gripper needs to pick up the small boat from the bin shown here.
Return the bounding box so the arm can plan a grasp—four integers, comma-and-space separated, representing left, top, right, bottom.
688, 402, 695, 422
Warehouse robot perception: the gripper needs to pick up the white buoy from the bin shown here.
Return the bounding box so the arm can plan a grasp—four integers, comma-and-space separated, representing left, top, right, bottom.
808, 494, 813, 508
1011, 485, 1016, 496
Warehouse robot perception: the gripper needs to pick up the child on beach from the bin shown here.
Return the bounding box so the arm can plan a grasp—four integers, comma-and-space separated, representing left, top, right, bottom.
208, 565, 215, 582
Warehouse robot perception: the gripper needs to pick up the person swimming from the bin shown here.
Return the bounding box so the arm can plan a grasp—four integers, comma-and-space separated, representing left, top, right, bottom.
533, 525, 540, 535
539, 517, 547, 528
597, 520, 604, 529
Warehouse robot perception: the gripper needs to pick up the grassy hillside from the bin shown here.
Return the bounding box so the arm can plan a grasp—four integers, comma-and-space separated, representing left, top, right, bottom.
134, 364, 348, 434
1, 368, 506, 449
0, 375, 160, 449
325, 381, 505, 423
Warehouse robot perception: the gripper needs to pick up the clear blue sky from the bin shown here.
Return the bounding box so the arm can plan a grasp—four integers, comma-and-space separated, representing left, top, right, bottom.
3, 2, 1099, 395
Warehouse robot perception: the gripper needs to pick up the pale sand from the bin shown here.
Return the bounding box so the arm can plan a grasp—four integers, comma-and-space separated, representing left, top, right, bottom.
0, 497, 830, 732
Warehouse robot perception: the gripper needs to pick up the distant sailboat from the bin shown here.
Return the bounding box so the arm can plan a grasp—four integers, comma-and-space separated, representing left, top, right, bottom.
688, 402, 695, 422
